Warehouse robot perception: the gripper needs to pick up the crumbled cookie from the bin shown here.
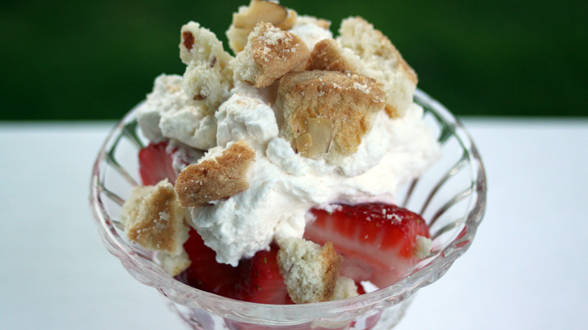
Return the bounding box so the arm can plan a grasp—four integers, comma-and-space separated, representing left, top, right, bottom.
175, 141, 255, 207
414, 235, 432, 259
180, 22, 233, 67
234, 22, 309, 88
226, 0, 297, 54
180, 22, 234, 113
306, 38, 360, 73
277, 238, 341, 304
155, 250, 191, 277
182, 64, 232, 114
120, 180, 190, 271
276, 70, 386, 161
332, 276, 360, 300
337, 17, 417, 117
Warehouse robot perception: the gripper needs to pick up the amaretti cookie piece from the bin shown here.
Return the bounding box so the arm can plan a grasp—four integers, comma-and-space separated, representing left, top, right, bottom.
226, 0, 297, 54
120, 180, 190, 275
180, 22, 234, 113
332, 276, 360, 300
277, 238, 342, 304
234, 22, 309, 88
155, 251, 191, 277
276, 70, 386, 162
337, 17, 418, 117
175, 141, 255, 207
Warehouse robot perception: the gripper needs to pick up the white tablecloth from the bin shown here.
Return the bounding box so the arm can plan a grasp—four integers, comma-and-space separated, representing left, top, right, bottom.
0, 119, 586, 330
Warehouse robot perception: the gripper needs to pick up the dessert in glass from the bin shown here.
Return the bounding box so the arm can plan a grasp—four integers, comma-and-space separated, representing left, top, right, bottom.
90, 1, 487, 329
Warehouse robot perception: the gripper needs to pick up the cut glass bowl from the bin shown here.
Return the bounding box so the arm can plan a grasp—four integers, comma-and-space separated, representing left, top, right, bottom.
90, 89, 487, 329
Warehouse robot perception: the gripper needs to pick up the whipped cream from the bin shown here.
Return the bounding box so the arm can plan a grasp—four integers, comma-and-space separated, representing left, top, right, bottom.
215, 93, 278, 149
186, 88, 439, 266
137, 74, 216, 150
289, 16, 333, 49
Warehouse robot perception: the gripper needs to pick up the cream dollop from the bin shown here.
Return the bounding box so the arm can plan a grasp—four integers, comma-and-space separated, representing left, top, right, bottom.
215, 93, 278, 149
289, 16, 333, 49
137, 74, 216, 150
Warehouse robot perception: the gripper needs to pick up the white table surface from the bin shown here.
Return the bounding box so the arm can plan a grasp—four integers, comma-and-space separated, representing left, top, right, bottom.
0, 119, 587, 330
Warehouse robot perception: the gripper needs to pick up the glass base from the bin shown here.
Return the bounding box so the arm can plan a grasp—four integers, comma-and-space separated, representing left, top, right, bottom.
168, 295, 414, 330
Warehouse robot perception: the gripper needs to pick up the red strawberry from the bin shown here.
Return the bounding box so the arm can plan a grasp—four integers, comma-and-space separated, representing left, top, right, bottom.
356, 281, 366, 295
234, 244, 293, 304
177, 228, 240, 298
138, 141, 177, 185
304, 203, 430, 288
178, 229, 291, 304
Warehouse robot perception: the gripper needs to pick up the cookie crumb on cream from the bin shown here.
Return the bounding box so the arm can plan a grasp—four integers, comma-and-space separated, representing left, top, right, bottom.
175, 140, 255, 207
234, 22, 309, 88
180, 22, 234, 113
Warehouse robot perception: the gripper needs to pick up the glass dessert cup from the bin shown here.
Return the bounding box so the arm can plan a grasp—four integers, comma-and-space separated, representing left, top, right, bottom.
90, 89, 486, 329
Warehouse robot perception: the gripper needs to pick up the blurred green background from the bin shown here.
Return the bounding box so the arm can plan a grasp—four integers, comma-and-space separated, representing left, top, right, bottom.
1, 0, 586, 120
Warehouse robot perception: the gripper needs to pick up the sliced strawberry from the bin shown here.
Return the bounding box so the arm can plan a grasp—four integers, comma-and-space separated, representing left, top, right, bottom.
178, 230, 291, 304
234, 244, 293, 305
138, 141, 177, 185
177, 228, 240, 298
304, 203, 430, 288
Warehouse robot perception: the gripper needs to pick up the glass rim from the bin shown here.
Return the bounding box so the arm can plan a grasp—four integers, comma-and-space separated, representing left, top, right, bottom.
89, 88, 487, 320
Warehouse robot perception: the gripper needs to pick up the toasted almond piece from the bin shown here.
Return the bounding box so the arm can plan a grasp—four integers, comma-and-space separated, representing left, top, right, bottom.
337, 17, 417, 117
277, 238, 342, 304
234, 22, 310, 88
306, 38, 360, 73
180, 22, 234, 113
226, 27, 250, 55
278, 9, 298, 30
227, 0, 297, 53
233, 0, 287, 29
276, 70, 385, 161
121, 180, 189, 258
175, 141, 255, 207
304, 117, 333, 156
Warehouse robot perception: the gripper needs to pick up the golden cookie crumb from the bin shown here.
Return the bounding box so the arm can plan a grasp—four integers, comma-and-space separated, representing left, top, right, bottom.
337, 17, 418, 117
276, 70, 385, 162
277, 238, 342, 303
234, 22, 310, 88
175, 141, 255, 207
121, 180, 189, 257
